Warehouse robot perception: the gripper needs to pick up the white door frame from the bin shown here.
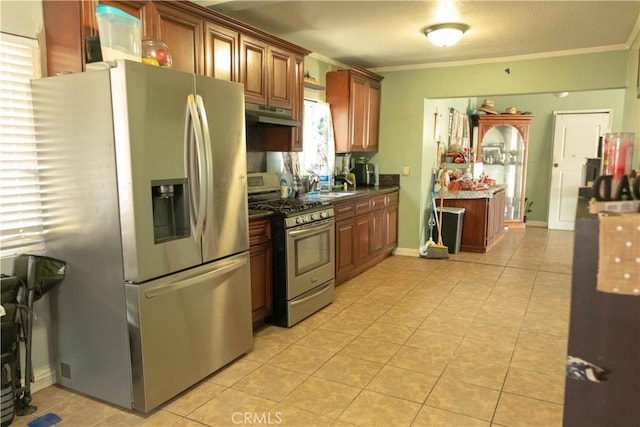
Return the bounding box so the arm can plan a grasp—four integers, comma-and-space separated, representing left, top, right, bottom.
548, 109, 611, 230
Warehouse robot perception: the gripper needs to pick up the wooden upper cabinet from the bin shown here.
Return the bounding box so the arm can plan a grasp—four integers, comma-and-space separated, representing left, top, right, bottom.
326, 66, 383, 153
153, 3, 204, 74
290, 55, 304, 151
42, 0, 310, 129
367, 83, 381, 151
349, 75, 367, 152
204, 22, 238, 81
240, 35, 297, 110
267, 45, 295, 110
239, 35, 268, 105
42, 0, 84, 76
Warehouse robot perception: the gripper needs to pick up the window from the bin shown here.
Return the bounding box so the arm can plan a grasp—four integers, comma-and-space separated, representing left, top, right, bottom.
0, 32, 44, 256
301, 99, 335, 177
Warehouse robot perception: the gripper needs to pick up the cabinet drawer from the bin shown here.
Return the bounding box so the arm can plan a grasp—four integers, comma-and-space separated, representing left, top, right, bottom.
334, 202, 355, 220
354, 198, 371, 215
249, 219, 271, 246
371, 194, 386, 211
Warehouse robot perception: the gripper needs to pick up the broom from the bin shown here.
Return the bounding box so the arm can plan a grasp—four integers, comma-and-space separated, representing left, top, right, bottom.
424, 167, 449, 259
419, 169, 438, 257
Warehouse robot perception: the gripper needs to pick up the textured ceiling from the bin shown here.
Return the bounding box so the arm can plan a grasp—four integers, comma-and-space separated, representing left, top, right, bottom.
193, 0, 640, 70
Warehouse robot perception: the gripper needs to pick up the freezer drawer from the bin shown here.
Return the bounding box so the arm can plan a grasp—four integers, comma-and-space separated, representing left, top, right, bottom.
125, 252, 253, 413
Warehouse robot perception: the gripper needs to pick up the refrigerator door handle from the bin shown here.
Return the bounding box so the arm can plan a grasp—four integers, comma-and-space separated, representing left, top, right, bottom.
184, 94, 207, 246
144, 254, 248, 298
194, 94, 214, 212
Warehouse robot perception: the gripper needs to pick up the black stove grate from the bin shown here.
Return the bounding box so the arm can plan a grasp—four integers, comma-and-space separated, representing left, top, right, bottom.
250, 199, 324, 214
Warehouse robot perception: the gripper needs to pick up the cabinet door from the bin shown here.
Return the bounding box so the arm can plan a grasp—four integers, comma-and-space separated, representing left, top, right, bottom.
268, 46, 295, 110
370, 209, 386, 256
366, 82, 381, 151
154, 3, 204, 74
386, 193, 399, 249
336, 219, 356, 283
204, 22, 238, 81
349, 75, 368, 152
354, 214, 371, 267
289, 55, 304, 151
249, 241, 273, 326
43, 0, 85, 76
43, 0, 153, 77
240, 35, 268, 105
486, 189, 505, 247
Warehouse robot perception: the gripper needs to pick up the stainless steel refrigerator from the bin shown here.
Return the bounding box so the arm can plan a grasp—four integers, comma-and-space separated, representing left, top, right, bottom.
31, 60, 252, 413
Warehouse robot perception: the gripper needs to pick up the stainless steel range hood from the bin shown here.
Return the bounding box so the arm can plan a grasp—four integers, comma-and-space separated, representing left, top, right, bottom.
245, 103, 300, 127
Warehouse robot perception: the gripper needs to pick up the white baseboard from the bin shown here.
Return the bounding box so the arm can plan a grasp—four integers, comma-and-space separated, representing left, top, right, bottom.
393, 247, 420, 257
31, 366, 56, 393
525, 220, 547, 228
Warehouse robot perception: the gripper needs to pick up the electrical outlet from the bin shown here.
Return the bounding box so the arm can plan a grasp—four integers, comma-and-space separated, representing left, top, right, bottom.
402, 166, 411, 176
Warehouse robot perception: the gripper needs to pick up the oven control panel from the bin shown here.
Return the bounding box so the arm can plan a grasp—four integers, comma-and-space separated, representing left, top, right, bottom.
285, 207, 334, 228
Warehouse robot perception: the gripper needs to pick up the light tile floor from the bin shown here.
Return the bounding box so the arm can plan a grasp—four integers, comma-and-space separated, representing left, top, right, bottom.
13, 227, 573, 427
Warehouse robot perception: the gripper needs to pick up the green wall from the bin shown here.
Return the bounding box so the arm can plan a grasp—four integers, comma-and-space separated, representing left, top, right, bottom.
306, 47, 640, 252
623, 31, 640, 151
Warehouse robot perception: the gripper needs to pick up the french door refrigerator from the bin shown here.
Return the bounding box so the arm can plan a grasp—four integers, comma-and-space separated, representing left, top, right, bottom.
31, 60, 252, 413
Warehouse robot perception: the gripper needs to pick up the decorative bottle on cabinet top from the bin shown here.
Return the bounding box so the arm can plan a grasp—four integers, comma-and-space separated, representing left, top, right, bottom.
142, 39, 172, 68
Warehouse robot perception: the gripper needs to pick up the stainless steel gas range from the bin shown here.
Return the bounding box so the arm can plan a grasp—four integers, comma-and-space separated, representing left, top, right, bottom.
248, 173, 335, 327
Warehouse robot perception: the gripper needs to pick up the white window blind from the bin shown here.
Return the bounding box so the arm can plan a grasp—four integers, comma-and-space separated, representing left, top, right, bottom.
0, 33, 44, 255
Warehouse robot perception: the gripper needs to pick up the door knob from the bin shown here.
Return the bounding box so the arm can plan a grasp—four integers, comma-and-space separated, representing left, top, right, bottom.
553, 163, 559, 167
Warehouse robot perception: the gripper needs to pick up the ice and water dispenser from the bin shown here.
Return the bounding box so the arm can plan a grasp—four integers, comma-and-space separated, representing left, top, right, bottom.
151, 179, 189, 243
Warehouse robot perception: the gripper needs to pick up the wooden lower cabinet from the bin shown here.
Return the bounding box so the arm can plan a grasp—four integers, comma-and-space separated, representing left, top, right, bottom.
249, 218, 272, 328
334, 190, 398, 285
442, 188, 505, 253
486, 189, 505, 247
355, 214, 372, 267
370, 194, 387, 258
335, 219, 357, 284
385, 192, 399, 249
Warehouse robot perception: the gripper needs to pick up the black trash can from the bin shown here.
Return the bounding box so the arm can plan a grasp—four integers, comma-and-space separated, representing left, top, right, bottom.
436, 207, 465, 254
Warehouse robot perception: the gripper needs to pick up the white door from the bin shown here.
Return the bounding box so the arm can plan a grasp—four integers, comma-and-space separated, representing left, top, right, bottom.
548, 111, 611, 230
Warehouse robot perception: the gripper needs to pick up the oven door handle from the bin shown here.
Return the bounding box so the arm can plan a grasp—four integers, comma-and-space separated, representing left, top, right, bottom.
288, 220, 334, 237
290, 280, 333, 306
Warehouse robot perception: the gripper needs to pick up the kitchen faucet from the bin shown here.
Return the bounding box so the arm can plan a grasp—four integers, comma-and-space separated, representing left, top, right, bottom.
344, 173, 355, 190
308, 173, 319, 192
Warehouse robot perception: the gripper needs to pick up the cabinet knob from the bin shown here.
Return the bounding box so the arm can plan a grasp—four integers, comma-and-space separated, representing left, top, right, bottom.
553, 163, 559, 167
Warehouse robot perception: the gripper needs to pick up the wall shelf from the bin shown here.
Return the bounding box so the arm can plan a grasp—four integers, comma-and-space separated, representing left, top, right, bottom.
303, 79, 325, 90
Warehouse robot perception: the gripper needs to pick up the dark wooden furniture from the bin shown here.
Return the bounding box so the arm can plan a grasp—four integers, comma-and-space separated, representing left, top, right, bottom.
326, 66, 383, 153
442, 187, 505, 253
41, 0, 309, 152
471, 114, 533, 228
563, 197, 640, 425
334, 189, 398, 284
248, 218, 273, 328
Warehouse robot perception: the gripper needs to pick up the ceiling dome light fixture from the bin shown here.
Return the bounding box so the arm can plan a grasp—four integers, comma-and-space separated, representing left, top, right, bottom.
423, 23, 469, 47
